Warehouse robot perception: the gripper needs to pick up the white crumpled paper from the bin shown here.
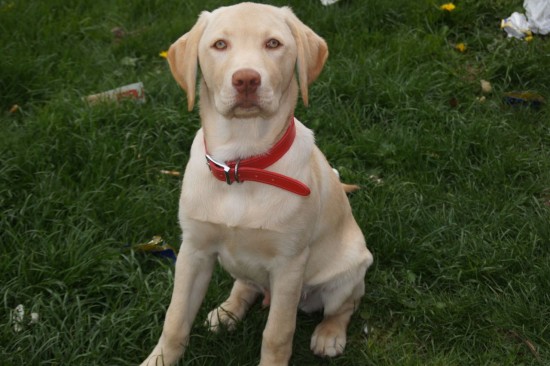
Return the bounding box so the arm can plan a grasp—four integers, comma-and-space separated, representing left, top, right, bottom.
11, 304, 39, 332
502, 0, 550, 38
320, 0, 340, 5
501, 12, 531, 39
525, 0, 550, 35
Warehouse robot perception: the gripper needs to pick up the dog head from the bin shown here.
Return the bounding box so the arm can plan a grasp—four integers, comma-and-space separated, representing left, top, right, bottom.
167, 3, 328, 116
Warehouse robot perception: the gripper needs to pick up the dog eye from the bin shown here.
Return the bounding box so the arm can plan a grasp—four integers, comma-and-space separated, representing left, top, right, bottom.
213, 40, 228, 50
266, 39, 281, 49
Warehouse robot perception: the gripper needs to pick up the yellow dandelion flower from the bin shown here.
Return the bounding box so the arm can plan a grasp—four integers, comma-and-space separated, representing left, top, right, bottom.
455, 43, 467, 52
159, 51, 168, 58
440, 3, 456, 11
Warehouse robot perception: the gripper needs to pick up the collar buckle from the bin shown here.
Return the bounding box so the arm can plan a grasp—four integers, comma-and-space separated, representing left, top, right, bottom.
206, 154, 241, 185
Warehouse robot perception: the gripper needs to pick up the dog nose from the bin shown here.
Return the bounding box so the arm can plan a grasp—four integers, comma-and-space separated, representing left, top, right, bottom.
232, 69, 261, 94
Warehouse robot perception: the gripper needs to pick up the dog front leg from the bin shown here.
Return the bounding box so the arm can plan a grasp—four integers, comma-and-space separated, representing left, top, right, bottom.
141, 245, 215, 366
259, 249, 308, 366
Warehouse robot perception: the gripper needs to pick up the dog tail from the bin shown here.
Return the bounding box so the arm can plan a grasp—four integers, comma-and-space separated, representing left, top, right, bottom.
342, 183, 360, 193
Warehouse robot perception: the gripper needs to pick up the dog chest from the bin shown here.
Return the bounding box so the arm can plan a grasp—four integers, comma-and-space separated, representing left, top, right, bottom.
214, 225, 304, 288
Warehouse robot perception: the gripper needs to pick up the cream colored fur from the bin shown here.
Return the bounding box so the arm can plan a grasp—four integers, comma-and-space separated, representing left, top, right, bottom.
141, 3, 373, 366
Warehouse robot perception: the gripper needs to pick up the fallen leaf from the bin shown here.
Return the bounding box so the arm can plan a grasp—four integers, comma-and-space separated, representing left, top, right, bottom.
111, 26, 126, 39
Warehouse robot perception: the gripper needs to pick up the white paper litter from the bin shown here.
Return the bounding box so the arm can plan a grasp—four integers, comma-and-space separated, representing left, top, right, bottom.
11, 304, 39, 332
85, 82, 145, 105
321, 0, 340, 5
502, 0, 550, 38
525, 0, 550, 35
12, 304, 25, 332
501, 12, 531, 39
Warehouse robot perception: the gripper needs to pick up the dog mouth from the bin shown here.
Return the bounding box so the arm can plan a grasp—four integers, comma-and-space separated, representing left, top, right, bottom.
235, 93, 260, 107
236, 99, 258, 109
232, 96, 262, 116
215, 87, 276, 118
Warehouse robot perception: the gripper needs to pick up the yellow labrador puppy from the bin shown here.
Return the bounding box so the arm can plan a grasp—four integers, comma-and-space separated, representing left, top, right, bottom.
141, 3, 373, 365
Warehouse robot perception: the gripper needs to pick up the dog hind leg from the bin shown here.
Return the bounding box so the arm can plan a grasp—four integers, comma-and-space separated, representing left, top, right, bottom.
310, 280, 364, 358
206, 279, 261, 331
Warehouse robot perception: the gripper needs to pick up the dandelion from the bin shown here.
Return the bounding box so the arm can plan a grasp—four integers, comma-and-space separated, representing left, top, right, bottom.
159, 51, 168, 58
440, 3, 456, 12
454, 43, 467, 52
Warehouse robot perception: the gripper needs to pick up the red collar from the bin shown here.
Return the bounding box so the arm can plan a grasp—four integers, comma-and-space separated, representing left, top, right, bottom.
205, 117, 311, 196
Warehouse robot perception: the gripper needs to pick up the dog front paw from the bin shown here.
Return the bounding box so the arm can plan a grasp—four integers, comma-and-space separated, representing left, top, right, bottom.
140, 343, 184, 366
310, 321, 347, 357
140, 354, 165, 366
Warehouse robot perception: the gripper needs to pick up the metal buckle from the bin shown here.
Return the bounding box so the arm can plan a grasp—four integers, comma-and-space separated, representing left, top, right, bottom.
205, 154, 232, 185
234, 159, 241, 183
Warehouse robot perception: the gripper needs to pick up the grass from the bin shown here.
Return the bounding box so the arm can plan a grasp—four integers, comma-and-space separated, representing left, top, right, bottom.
1, 0, 549, 365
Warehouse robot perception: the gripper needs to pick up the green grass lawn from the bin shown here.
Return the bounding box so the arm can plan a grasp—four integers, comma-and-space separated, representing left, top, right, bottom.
1, 0, 549, 365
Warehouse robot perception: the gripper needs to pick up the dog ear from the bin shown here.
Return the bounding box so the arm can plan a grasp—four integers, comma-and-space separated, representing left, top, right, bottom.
167, 12, 210, 111
284, 8, 328, 107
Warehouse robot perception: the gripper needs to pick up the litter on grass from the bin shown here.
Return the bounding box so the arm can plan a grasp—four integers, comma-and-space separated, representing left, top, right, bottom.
502, 0, 550, 39
120, 56, 139, 67
525, 0, 550, 34
370, 175, 383, 185
133, 236, 178, 263
503, 91, 545, 108
160, 169, 181, 177
11, 304, 39, 332
480, 80, 492, 94
501, 12, 532, 39
85, 82, 145, 105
